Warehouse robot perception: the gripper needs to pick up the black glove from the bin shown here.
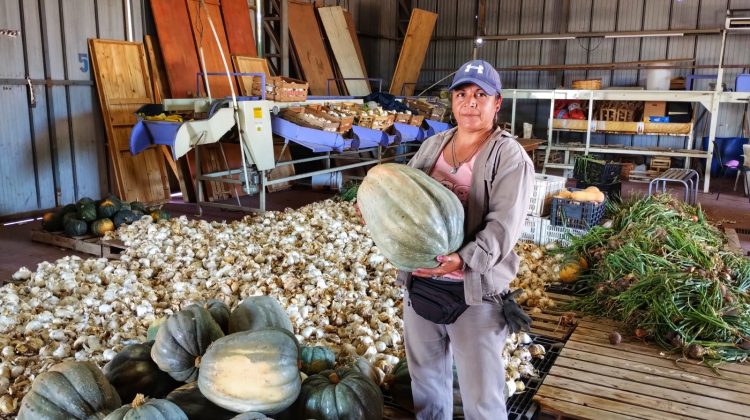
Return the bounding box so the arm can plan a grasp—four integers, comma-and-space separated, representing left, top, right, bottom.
484, 289, 533, 334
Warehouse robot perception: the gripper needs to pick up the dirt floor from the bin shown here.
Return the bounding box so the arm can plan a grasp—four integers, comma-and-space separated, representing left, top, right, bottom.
1, 176, 749, 283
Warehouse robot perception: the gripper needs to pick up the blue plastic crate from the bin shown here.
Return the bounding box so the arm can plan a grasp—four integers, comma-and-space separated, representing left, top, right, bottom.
550, 192, 605, 229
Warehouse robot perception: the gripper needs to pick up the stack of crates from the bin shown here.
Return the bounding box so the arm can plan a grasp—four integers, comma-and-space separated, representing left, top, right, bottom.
572, 156, 623, 201
521, 174, 587, 246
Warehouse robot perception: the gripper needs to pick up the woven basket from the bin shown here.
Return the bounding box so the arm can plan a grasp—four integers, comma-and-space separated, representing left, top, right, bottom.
572, 79, 602, 90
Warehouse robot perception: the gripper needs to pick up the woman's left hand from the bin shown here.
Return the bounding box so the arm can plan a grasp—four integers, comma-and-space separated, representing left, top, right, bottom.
412, 253, 464, 277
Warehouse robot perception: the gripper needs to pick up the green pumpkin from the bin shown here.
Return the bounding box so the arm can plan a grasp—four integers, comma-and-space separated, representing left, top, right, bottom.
231, 412, 272, 420
17, 360, 121, 419
131, 209, 145, 219
104, 394, 187, 420
76, 197, 95, 207
91, 218, 115, 236
112, 210, 138, 228
206, 300, 231, 334
300, 346, 335, 375
228, 295, 293, 334
98, 198, 121, 219
150, 209, 171, 222
198, 329, 301, 414
130, 201, 147, 214
147, 317, 167, 342
296, 368, 383, 420
60, 203, 78, 215
77, 202, 97, 222
151, 304, 224, 382
389, 358, 463, 416
64, 218, 89, 237
357, 163, 465, 271
166, 382, 237, 420
103, 341, 182, 404
42, 211, 63, 232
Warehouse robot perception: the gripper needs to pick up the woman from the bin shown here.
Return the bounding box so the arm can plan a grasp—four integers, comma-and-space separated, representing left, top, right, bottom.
397, 60, 534, 419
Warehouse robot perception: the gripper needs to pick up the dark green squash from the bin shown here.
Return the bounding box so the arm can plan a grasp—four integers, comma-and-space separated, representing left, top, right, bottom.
206, 299, 230, 334
228, 295, 293, 334
76, 197, 95, 207
300, 345, 335, 375
77, 202, 97, 222
166, 382, 236, 420
388, 358, 463, 416
64, 218, 89, 237
98, 198, 121, 219
151, 304, 224, 382
150, 208, 171, 222
42, 211, 63, 232
102, 341, 181, 403
60, 203, 78, 215
104, 393, 187, 420
17, 360, 121, 419
112, 210, 138, 228
130, 201, 147, 214
91, 218, 115, 236
296, 368, 383, 420
197, 328, 301, 414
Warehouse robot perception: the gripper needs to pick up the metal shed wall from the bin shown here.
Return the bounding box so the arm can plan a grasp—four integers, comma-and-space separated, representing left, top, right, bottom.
0, 0, 145, 218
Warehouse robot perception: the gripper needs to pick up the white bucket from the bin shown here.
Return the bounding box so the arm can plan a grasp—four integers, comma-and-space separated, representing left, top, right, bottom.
311, 172, 343, 191
646, 65, 673, 90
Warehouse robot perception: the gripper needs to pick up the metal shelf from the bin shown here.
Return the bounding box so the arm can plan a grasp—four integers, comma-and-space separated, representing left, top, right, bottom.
540, 144, 710, 158
551, 127, 692, 137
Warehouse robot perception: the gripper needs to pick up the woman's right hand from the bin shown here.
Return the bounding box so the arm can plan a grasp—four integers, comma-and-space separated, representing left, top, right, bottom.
354, 202, 365, 225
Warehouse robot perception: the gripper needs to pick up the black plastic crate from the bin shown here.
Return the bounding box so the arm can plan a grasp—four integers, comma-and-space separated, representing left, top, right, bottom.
506, 335, 565, 420
575, 180, 622, 202
573, 157, 623, 184
550, 193, 606, 229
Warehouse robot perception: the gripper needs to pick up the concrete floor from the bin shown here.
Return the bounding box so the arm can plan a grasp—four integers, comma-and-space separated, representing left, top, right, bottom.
1, 177, 749, 283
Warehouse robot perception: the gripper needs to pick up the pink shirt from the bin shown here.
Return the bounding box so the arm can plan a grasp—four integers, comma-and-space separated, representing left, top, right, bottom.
429, 152, 477, 279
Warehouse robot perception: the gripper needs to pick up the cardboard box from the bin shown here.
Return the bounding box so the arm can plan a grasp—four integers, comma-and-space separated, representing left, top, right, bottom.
643, 101, 667, 122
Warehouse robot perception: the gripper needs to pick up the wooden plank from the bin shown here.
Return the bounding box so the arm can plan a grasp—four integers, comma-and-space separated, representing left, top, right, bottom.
267, 144, 295, 193
30, 229, 102, 257
389, 8, 437, 96
538, 378, 720, 420
343, 10, 367, 79
150, 0, 201, 97
560, 346, 750, 394
220, 0, 258, 57
186, 0, 238, 98
89, 39, 171, 204
547, 365, 750, 417
232, 56, 270, 96
564, 340, 750, 387
288, 1, 339, 95
144, 35, 168, 102
536, 386, 683, 420
317, 6, 370, 96
554, 352, 750, 405
534, 395, 636, 420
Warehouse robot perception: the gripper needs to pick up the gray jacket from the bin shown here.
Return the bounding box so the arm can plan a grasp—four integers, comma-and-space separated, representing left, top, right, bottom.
396, 126, 535, 305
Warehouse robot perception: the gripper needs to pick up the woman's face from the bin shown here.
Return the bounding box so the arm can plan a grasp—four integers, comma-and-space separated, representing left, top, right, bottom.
451, 84, 501, 132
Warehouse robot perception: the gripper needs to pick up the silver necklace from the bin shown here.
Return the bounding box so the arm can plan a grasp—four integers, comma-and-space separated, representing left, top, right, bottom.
449, 131, 492, 174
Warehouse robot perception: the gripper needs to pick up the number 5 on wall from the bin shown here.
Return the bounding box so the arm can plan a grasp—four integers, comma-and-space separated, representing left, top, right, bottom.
78, 53, 89, 73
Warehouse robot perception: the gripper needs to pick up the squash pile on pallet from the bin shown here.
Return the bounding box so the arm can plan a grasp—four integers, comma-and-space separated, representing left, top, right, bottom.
4, 200, 550, 417
41, 196, 170, 237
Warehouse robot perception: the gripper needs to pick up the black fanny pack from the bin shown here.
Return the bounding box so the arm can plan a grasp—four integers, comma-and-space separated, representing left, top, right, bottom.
408, 276, 469, 324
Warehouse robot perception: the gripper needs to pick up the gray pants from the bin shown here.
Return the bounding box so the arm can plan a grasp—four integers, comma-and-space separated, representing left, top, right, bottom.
403, 290, 508, 420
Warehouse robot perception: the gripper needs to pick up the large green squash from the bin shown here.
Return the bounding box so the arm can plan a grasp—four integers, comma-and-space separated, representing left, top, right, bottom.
112, 210, 138, 228
17, 360, 121, 419
357, 163, 465, 271
300, 345, 335, 375
197, 329, 301, 414
296, 368, 383, 420
227, 295, 293, 334
206, 299, 231, 334
104, 394, 187, 420
42, 211, 64, 231
231, 413, 272, 420
77, 197, 95, 207
64, 218, 89, 237
388, 358, 463, 416
166, 382, 236, 420
150, 208, 171, 222
77, 202, 97, 222
91, 218, 115, 236
103, 341, 181, 403
151, 305, 224, 382
130, 201, 147, 214
98, 198, 121, 219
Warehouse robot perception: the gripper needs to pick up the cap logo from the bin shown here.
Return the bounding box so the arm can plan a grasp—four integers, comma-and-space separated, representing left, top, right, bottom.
465, 64, 484, 74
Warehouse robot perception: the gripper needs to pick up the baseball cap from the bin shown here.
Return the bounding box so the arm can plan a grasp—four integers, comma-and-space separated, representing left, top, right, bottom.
449, 60, 502, 96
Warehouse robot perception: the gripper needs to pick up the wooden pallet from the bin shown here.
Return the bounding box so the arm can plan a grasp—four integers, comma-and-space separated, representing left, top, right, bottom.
524, 293, 578, 342
30, 230, 126, 259
534, 316, 750, 420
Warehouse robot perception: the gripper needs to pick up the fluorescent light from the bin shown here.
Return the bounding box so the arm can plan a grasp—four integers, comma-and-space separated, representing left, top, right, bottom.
3, 217, 41, 227
605, 32, 684, 39
507, 36, 576, 41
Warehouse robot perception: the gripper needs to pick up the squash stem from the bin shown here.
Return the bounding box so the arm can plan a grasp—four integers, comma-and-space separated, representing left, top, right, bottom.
195, 355, 201, 368
328, 372, 340, 384
132, 393, 147, 408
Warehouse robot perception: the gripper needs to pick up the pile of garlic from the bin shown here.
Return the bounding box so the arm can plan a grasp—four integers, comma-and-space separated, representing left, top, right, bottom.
504, 331, 546, 398
2, 200, 550, 416
511, 242, 563, 311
